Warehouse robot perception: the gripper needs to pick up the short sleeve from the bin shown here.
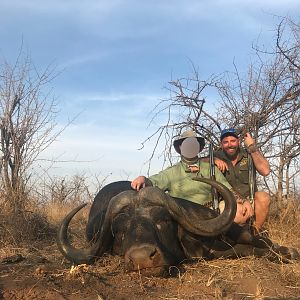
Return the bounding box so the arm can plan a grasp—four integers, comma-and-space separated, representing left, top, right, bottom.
149, 170, 171, 192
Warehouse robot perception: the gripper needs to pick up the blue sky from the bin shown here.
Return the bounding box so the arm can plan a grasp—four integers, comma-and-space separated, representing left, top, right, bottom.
0, 1, 299, 184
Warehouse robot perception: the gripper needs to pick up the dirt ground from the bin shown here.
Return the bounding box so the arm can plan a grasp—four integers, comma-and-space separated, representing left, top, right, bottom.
1, 203, 300, 300
1, 239, 300, 300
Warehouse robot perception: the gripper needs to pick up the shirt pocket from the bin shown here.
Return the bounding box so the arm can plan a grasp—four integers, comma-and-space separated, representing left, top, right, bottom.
238, 163, 249, 184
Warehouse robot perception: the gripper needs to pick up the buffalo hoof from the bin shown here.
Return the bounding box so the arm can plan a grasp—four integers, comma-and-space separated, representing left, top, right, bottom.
289, 248, 300, 260
273, 244, 300, 261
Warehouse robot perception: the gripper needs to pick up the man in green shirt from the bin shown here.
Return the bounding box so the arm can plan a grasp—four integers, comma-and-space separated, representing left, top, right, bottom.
214, 128, 271, 232
131, 130, 232, 207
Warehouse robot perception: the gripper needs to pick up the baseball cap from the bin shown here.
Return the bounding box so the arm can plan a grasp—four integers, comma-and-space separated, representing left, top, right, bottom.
220, 128, 239, 141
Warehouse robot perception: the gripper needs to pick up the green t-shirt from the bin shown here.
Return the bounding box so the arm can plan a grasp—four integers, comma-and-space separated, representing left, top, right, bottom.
149, 160, 232, 205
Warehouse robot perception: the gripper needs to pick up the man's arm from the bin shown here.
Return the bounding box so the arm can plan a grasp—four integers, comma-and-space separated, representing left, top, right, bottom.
244, 133, 270, 177
201, 156, 229, 173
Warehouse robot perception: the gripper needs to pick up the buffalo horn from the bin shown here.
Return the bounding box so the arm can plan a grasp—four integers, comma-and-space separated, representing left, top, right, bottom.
139, 177, 236, 236
57, 191, 136, 264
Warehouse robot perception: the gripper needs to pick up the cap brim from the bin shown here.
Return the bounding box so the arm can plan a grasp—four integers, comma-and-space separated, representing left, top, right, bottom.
220, 132, 239, 141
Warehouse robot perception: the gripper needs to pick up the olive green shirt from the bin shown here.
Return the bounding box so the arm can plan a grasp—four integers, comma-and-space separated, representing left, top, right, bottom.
214, 149, 256, 198
149, 160, 232, 205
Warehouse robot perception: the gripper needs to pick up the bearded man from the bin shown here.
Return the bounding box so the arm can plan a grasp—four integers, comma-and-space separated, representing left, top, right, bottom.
214, 128, 271, 232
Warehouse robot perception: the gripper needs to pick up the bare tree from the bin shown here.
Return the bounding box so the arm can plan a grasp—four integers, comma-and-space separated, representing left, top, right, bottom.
140, 65, 221, 174
141, 17, 300, 206
215, 17, 300, 205
36, 174, 93, 206
0, 52, 61, 213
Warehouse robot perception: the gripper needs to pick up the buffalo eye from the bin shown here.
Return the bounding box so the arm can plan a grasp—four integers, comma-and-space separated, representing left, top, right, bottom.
156, 218, 171, 230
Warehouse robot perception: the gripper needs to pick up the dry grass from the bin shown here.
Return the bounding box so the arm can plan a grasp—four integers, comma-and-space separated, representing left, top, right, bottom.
1, 197, 300, 299
1, 196, 300, 253
0, 210, 55, 246
266, 200, 300, 248
0, 195, 90, 246
42, 201, 90, 225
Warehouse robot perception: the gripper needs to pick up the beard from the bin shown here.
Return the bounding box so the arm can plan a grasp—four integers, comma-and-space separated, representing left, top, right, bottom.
224, 147, 239, 160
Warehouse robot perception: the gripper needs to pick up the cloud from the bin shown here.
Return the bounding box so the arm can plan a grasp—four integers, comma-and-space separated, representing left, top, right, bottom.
2, 0, 299, 186
65, 92, 162, 103
39, 89, 169, 180
3, 1, 298, 40
58, 91, 165, 134
39, 118, 163, 182
59, 53, 109, 69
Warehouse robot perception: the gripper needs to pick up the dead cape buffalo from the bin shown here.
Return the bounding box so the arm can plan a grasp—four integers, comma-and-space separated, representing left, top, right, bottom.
57, 178, 299, 274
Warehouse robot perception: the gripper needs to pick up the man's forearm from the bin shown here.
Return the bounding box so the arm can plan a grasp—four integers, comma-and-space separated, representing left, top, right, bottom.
248, 148, 270, 176
144, 177, 153, 187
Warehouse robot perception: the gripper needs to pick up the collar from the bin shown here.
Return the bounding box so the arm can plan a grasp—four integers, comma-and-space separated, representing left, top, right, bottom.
181, 158, 200, 173
181, 156, 199, 165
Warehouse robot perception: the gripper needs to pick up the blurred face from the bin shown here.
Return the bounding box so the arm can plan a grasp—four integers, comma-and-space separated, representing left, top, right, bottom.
221, 135, 240, 159
180, 137, 200, 159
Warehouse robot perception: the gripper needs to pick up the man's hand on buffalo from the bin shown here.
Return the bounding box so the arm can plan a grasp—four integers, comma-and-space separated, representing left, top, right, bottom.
131, 176, 146, 191
234, 201, 254, 225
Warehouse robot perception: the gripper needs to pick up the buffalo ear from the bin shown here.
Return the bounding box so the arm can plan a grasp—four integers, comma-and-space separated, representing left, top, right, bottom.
177, 226, 205, 259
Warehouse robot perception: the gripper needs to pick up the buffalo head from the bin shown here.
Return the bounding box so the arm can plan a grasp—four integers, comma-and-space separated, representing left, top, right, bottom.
57, 178, 236, 274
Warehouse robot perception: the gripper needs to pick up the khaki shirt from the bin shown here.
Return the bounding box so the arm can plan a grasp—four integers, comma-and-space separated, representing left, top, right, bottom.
214, 149, 256, 197
149, 160, 232, 205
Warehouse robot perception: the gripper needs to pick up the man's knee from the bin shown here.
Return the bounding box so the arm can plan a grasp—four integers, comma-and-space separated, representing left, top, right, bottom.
255, 191, 270, 207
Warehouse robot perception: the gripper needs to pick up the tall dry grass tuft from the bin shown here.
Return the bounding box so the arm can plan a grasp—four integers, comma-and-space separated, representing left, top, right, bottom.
0, 199, 56, 247
0, 175, 96, 248
36, 174, 94, 225
266, 199, 300, 248
43, 201, 90, 225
